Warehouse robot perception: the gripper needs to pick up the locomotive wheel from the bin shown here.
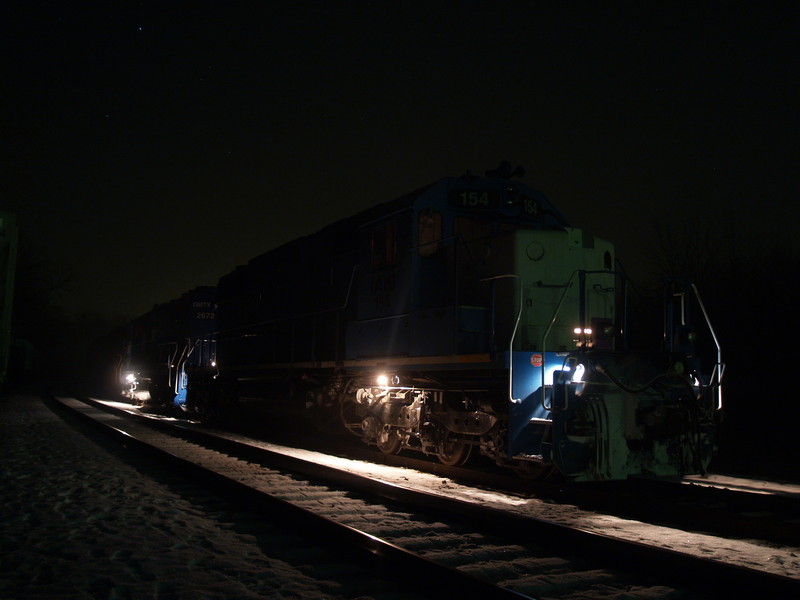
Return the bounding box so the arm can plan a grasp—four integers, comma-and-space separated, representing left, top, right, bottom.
376, 426, 403, 455
437, 437, 472, 466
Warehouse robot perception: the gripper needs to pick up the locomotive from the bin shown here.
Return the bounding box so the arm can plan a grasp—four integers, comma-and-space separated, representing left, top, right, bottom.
120, 286, 217, 408
117, 166, 723, 481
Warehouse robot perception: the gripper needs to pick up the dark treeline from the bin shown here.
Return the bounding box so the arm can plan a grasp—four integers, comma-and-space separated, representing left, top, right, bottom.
7, 236, 130, 388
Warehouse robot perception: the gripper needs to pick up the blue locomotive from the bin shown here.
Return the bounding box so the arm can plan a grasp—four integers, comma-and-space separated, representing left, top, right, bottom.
119, 286, 217, 409
120, 168, 723, 481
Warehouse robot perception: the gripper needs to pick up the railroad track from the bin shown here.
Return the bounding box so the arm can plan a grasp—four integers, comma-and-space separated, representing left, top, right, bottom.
265, 410, 800, 549
586, 475, 800, 547
50, 394, 799, 599
193, 400, 800, 550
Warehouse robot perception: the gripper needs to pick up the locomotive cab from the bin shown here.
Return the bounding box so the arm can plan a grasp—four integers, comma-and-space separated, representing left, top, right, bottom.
342, 176, 719, 480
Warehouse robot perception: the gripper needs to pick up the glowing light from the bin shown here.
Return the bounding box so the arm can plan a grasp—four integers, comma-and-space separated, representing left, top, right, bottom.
544, 366, 563, 386
125, 373, 136, 383
376, 374, 388, 387
572, 364, 585, 382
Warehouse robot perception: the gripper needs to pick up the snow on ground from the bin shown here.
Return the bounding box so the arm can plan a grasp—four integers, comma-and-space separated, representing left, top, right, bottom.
203, 410, 800, 581
2, 393, 798, 600
0, 394, 403, 600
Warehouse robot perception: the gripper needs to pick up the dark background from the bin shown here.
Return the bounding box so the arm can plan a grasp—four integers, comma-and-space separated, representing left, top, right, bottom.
3, 2, 798, 475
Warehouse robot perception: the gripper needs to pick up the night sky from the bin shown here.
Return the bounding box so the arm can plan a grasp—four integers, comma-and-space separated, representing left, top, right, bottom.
3, 2, 797, 320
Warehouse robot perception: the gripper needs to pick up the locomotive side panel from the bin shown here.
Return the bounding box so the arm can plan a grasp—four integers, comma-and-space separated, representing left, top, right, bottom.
346, 208, 414, 358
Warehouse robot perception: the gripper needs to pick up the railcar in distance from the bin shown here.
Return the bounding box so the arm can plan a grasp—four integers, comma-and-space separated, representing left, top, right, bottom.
170, 168, 724, 481
120, 286, 216, 408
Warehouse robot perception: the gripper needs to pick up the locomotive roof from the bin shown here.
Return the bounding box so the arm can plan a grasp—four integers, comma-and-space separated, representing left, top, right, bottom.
316, 174, 569, 232
135, 286, 216, 320
134, 174, 572, 319
137, 174, 571, 316
240, 174, 568, 267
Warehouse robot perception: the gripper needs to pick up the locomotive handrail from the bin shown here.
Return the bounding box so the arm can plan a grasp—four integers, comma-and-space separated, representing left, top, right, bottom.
171, 342, 189, 394
481, 274, 523, 404
691, 283, 724, 410
175, 338, 200, 394
166, 342, 181, 387
540, 270, 579, 411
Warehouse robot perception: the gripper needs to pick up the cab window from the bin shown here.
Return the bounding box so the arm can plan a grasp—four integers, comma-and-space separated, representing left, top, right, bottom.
455, 216, 493, 242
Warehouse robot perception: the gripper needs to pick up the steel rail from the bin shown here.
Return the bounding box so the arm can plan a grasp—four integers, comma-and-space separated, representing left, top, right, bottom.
47, 394, 535, 600
61, 394, 800, 599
